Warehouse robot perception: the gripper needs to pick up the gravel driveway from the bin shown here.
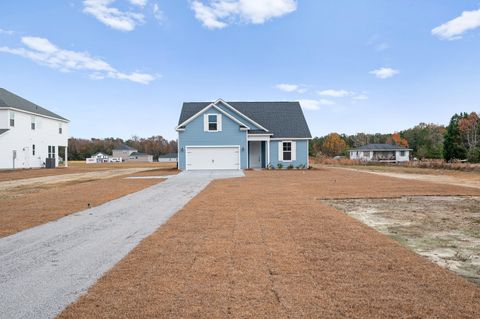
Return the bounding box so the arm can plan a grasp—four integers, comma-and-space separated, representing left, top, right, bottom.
0, 170, 243, 319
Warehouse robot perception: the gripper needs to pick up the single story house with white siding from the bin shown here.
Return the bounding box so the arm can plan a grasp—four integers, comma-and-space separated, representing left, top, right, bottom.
349, 144, 411, 163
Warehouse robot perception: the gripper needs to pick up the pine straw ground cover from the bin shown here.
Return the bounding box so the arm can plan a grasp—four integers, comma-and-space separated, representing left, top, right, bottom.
0, 175, 165, 238
60, 168, 480, 319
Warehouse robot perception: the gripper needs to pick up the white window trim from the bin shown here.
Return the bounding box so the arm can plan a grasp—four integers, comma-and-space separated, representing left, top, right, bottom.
176, 104, 250, 131
204, 113, 222, 132
279, 141, 294, 162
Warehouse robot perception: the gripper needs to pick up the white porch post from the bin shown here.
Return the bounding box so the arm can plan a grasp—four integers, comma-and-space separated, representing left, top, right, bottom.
65, 146, 68, 168
267, 140, 270, 166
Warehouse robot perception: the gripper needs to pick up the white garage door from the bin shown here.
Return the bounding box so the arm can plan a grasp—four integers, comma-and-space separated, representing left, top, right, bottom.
186, 146, 240, 170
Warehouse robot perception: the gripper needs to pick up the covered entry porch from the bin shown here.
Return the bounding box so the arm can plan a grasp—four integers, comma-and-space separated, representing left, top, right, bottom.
248, 133, 271, 169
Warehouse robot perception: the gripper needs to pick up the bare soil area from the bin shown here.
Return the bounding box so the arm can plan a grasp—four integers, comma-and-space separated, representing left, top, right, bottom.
60, 169, 480, 319
0, 175, 164, 238
325, 196, 480, 284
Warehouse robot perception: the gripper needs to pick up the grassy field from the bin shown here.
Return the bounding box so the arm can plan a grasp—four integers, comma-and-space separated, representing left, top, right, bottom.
0, 162, 177, 237
60, 168, 480, 319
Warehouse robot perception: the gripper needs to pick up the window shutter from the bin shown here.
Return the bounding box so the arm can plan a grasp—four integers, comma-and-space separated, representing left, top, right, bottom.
217, 114, 222, 131
291, 141, 296, 161
278, 142, 283, 161
203, 114, 208, 132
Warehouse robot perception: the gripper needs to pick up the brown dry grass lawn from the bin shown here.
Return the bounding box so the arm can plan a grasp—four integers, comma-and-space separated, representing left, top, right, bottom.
0, 176, 164, 238
60, 168, 480, 319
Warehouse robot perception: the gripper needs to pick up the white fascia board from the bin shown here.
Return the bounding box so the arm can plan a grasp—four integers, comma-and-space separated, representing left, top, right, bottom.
270, 137, 313, 140
176, 103, 250, 131
0, 107, 69, 123
215, 99, 270, 132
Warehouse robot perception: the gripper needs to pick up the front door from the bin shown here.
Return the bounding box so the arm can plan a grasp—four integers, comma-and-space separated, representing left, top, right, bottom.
249, 142, 262, 168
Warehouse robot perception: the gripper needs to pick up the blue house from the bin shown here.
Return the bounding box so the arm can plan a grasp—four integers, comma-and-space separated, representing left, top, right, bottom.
176, 99, 312, 170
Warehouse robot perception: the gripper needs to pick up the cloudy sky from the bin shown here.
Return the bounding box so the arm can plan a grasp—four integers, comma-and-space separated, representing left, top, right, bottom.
1, 1, 479, 140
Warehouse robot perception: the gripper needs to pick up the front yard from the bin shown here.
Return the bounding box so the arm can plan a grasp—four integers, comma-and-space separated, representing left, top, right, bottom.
59, 168, 480, 318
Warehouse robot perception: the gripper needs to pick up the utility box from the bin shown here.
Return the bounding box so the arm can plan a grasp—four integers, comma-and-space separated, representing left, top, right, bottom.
45, 158, 56, 169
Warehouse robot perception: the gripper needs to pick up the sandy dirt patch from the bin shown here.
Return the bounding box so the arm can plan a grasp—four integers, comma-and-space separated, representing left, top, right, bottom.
324, 196, 480, 285
0, 175, 164, 238
60, 169, 480, 319
329, 165, 480, 189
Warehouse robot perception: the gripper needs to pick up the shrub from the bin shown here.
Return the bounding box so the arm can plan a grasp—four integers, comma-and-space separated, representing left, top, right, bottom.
267, 163, 275, 170
296, 164, 306, 169
287, 164, 294, 169
277, 163, 283, 169
467, 147, 480, 163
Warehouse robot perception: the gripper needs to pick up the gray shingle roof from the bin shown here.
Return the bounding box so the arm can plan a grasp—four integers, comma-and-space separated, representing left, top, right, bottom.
130, 152, 150, 156
0, 129, 9, 135
159, 153, 178, 158
114, 143, 137, 151
351, 144, 410, 151
0, 88, 68, 121
178, 101, 311, 138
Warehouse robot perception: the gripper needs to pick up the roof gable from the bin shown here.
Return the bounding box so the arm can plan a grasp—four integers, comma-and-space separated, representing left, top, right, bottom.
177, 102, 250, 130
0, 88, 68, 122
178, 100, 311, 138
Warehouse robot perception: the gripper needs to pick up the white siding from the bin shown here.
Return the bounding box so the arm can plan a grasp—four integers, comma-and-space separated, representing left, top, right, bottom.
0, 109, 69, 169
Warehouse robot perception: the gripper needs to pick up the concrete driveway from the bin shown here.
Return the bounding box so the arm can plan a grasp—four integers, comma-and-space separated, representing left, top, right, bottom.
0, 170, 243, 319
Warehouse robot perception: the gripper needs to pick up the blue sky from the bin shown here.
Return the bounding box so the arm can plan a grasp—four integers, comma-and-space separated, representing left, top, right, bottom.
1, 1, 480, 140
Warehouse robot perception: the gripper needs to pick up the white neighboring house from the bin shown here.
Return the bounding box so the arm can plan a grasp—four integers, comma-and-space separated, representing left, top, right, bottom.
0, 88, 69, 169
92, 152, 109, 163
158, 153, 178, 163
349, 144, 411, 163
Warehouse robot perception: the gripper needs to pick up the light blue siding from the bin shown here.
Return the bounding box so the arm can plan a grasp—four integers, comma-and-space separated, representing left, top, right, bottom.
269, 140, 309, 168
215, 102, 264, 131
178, 108, 248, 170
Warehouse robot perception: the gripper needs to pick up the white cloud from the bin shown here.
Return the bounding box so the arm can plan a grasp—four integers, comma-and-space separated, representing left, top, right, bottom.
275, 83, 306, 93
353, 93, 368, 100
0, 28, 14, 35
299, 99, 334, 111
191, 0, 297, 29
153, 3, 165, 23
369, 67, 399, 79
83, 0, 145, 31
432, 9, 480, 40
317, 89, 352, 98
129, 0, 147, 7
0, 36, 156, 84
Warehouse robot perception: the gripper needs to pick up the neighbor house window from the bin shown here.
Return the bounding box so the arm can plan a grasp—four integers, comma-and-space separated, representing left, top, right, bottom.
32, 144, 35, 156
208, 115, 217, 131
363, 151, 370, 157
400, 151, 405, 156
31, 116, 36, 130
9, 111, 15, 127
59, 124, 63, 134
283, 142, 292, 161
48, 146, 56, 158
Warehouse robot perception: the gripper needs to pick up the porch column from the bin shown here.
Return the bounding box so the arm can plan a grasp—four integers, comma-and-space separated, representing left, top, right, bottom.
65, 146, 68, 168
266, 141, 270, 165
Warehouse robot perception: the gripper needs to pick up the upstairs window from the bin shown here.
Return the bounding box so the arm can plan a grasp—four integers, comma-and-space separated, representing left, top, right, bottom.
204, 114, 222, 132
208, 115, 217, 131
31, 116, 36, 130
9, 111, 15, 127
59, 124, 63, 134
283, 142, 292, 161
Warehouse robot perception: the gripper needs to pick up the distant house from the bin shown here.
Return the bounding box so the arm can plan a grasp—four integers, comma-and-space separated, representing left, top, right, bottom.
158, 153, 178, 163
349, 144, 411, 163
112, 144, 137, 161
92, 152, 109, 162
0, 88, 69, 169
128, 152, 153, 162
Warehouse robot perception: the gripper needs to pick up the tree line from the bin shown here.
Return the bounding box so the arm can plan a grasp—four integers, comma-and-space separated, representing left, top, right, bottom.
68, 136, 178, 161
309, 111, 480, 162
